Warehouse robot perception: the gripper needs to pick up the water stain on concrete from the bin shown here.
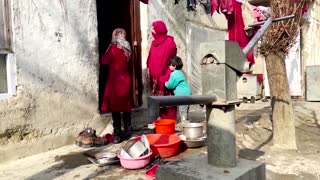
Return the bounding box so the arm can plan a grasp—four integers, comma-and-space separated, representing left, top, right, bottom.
54, 151, 90, 169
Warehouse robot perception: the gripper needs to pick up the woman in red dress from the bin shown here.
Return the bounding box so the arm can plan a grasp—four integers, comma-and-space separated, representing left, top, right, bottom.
101, 28, 132, 143
146, 20, 177, 119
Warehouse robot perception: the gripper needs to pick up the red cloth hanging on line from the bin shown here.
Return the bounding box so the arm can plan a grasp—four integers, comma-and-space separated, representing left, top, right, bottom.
219, 0, 234, 15
211, 0, 219, 15
211, 0, 234, 15
227, 0, 255, 64
211, 0, 255, 64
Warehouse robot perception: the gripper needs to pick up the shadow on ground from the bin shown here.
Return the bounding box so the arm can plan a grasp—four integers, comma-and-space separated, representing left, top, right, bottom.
25, 146, 114, 180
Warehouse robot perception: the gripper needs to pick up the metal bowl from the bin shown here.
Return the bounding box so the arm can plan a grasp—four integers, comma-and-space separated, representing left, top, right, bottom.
95, 152, 118, 160
85, 152, 120, 166
182, 123, 204, 140
95, 152, 118, 163
88, 157, 120, 167
183, 139, 206, 148
179, 135, 206, 148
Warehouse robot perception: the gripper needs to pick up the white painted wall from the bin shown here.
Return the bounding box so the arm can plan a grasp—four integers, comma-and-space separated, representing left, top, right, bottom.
300, 2, 320, 97
0, 0, 110, 162
264, 35, 302, 97
302, 2, 320, 67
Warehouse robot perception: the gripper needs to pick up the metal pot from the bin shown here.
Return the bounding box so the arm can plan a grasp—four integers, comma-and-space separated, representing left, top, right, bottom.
123, 139, 148, 158
182, 123, 204, 140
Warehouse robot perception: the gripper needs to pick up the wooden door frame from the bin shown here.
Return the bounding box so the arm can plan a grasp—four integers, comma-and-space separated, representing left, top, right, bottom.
130, 0, 143, 107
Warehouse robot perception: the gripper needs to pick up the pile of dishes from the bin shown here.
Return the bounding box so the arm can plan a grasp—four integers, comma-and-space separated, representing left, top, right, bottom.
179, 122, 207, 148
118, 135, 153, 169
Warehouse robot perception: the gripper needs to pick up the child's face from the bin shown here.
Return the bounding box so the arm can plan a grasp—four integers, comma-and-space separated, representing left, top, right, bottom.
169, 64, 176, 71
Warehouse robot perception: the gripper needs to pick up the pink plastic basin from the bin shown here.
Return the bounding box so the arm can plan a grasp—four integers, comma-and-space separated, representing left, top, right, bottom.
118, 151, 153, 169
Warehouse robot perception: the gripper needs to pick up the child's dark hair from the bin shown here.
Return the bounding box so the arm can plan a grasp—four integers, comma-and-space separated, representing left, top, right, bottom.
169, 56, 183, 70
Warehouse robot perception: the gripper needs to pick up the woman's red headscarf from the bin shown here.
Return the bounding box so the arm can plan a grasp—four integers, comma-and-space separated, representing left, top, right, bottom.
152, 21, 168, 38
151, 21, 170, 48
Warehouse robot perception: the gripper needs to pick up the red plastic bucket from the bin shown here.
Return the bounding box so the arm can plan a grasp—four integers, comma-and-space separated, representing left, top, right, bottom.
154, 119, 176, 134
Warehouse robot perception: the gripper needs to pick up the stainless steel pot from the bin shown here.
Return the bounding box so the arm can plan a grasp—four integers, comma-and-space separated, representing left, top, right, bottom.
123, 139, 148, 158
182, 123, 204, 140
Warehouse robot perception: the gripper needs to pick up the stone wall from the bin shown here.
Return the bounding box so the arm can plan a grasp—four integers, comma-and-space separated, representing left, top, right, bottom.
0, 0, 110, 162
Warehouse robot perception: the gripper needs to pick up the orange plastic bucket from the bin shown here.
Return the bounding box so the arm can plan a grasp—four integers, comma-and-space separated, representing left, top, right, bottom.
154, 119, 176, 134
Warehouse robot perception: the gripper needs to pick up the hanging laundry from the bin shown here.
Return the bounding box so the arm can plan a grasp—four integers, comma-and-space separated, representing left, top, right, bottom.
228, 0, 255, 64
211, 0, 219, 15
187, 0, 212, 14
139, 0, 148, 4
241, 0, 255, 29
219, 0, 234, 15
258, 6, 271, 20
302, 1, 310, 15
199, 0, 212, 14
252, 6, 265, 22
187, 0, 197, 11
302, 7, 307, 15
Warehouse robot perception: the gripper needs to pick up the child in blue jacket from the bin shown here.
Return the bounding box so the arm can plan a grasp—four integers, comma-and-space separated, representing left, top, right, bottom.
165, 56, 192, 123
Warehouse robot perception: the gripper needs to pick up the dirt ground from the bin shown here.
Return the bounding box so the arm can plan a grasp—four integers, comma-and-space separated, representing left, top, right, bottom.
0, 101, 319, 180
236, 101, 320, 180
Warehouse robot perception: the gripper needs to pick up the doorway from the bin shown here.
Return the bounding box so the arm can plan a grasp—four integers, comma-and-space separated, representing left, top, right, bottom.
96, 0, 143, 110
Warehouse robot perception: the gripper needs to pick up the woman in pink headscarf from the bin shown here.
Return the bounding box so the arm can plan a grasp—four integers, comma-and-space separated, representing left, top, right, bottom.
101, 28, 132, 144
146, 20, 177, 119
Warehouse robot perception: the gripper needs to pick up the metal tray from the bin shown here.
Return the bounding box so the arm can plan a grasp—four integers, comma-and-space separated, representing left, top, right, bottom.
87, 157, 120, 167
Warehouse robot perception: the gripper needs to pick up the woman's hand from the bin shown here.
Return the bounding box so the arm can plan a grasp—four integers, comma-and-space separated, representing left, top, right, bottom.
145, 68, 150, 80
145, 68, 150, 87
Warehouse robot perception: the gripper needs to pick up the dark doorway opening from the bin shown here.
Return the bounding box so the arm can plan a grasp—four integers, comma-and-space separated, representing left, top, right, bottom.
96, 0, 143, 111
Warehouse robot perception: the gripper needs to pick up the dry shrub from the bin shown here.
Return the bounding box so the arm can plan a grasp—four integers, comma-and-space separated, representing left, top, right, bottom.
260, 0, 312, 57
